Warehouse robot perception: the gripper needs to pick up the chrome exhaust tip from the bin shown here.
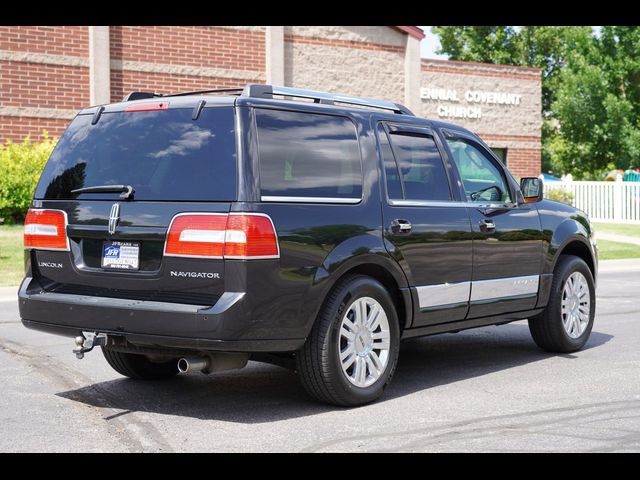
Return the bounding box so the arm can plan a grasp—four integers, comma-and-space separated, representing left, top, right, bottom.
177, 353, 249, 374
177, 356, 209, 374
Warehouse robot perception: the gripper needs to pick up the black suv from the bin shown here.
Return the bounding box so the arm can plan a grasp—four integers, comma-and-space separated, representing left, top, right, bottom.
19, 84, 598, 406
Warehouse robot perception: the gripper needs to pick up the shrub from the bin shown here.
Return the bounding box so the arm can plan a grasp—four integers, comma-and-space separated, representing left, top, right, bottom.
0, 132, 57, 224
545, 187, 575, 206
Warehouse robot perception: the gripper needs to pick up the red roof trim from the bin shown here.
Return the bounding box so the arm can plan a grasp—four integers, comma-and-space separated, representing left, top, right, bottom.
393, 26, 425, 40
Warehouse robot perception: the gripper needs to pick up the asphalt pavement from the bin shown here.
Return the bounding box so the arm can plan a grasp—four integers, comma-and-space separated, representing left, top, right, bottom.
1, 261, 639, 452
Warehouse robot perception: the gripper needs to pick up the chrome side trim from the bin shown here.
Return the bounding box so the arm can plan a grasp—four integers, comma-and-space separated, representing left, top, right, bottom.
470, 275, 539, 302
416, 281, 471, 309
416, 275, 540, 309
260, 196, 361, 204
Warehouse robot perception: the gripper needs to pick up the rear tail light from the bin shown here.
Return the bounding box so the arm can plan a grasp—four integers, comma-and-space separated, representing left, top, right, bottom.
224, 213, 280, 259
164, 213, 279, 260
24, 209, 69, 251
164, 213, 228, 258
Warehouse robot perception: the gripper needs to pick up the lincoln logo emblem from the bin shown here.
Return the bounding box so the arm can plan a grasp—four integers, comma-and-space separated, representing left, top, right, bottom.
108, 203, 120, 235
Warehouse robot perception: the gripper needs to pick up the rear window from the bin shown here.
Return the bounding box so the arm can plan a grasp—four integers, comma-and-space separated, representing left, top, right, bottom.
35, 107, 237, 201
255, 109, 362, 200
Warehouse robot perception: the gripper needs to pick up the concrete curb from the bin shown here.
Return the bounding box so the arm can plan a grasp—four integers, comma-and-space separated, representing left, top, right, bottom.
0, 286, 18, 303
598, 258, 640, 273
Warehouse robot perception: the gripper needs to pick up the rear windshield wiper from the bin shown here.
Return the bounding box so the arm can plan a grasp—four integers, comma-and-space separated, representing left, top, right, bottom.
71, 184, 134, 199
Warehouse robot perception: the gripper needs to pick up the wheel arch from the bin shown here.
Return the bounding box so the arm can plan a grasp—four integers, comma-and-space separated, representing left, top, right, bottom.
557, 239, 596, 280
549, 218, 597, 281
300, 254, 412, 338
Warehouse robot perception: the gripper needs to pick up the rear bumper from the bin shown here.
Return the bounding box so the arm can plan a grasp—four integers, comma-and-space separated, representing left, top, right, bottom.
18, 277, 305, 353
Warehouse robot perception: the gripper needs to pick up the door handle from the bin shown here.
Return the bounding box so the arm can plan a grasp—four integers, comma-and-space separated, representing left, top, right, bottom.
391, 219, 412, 234
479, 219, 496, 233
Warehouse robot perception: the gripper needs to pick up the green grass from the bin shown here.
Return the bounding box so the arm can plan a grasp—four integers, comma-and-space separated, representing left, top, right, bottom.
596, 239, 640, 260
594, 222, 640, 238
0, 225, 24, 287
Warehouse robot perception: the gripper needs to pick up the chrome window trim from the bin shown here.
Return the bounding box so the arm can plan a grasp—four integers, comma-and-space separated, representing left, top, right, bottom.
260, 196, 362, 204
388, 199, 516, 209
416, 275, 540, 310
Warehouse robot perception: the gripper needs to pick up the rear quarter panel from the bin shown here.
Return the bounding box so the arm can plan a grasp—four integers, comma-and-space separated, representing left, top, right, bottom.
234, 104, 408, 341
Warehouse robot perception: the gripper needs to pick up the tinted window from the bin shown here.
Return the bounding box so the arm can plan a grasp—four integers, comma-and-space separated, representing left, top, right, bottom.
256, 109, 362, 199
388, 132, 451, 201
446, 138, 512, 203
377, 124, 403, 200
35, 107, 237, 201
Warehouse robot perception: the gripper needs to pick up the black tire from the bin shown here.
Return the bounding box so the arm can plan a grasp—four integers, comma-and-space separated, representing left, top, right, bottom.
296, 275, 400, 407
528, 254, 596, 353
101, 347, 179, 380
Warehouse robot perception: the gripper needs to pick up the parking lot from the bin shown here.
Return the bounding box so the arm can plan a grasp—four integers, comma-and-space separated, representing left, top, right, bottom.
1, 260, 639, 452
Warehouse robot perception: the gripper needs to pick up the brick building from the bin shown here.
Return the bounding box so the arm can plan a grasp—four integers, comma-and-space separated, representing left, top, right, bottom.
0, 26, 542, 176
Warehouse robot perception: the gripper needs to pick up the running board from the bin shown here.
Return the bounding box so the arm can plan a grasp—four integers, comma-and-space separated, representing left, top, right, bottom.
401, 308, 544, 339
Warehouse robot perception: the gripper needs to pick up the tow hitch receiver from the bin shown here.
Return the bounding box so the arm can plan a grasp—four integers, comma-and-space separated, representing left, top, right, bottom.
73, 332, 108, 359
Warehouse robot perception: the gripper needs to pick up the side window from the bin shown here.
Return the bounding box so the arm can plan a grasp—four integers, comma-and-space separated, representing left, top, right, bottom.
255, 109, 362, 200
377, 124, 403, 200
386, 130, 451, 201
445, 137, 512, 203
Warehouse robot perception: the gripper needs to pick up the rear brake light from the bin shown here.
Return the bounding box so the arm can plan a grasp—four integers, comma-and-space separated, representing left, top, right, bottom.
24, 209, 69, 251
224, 213, 280, 259
124, 101, 170, 112
164, 213, 279, 260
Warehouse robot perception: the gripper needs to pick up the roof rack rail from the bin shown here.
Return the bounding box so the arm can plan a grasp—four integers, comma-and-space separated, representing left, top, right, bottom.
122, 88, 245, 102
241, 84, 415, 115
164, 88, 245, 98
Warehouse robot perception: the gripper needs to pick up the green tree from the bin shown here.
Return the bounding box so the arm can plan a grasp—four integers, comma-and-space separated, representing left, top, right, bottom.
549, 27, 640, 177
433, 26, 593, 113
0, 132, 56, 223
433, 26, 640, 178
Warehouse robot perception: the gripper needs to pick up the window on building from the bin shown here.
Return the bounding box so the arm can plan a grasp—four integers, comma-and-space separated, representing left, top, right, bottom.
386, 129, 452, 201
491, 147, 507, 166
255, 109, 363, 199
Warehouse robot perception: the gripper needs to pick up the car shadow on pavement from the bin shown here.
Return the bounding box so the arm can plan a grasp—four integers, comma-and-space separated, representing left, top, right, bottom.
56, 323, 613, 423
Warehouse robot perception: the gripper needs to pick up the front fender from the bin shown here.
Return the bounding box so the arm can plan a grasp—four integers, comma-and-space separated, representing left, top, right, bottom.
548, 218, 594, 273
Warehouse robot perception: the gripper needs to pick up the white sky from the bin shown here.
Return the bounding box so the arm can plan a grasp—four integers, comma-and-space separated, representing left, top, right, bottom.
419, 26, 447, 59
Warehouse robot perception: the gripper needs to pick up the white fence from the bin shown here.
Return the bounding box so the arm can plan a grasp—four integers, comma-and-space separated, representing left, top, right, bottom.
544, 181, 640, 223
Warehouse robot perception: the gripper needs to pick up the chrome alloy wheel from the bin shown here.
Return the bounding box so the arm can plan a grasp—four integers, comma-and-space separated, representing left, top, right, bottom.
561, 271, 591, 339
338, 296, 391, 388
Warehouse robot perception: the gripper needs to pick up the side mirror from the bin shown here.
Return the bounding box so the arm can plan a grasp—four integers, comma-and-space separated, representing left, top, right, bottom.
520, 177, 543, 203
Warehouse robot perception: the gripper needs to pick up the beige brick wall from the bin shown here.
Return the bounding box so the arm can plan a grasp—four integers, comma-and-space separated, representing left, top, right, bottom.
283, 27, 406, 105
421, 66, 542, 137
421, 60, 542, 175
286, 26, 406, 47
